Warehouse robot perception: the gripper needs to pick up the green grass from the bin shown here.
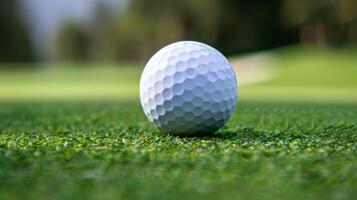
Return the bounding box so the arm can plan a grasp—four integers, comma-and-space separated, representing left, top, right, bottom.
0, 101, 356, 200
0, 45, 356, 199
240, 45, 357, 102
1, 45, 357, 102
0, 65, 141, 100
268, 45, 357, 88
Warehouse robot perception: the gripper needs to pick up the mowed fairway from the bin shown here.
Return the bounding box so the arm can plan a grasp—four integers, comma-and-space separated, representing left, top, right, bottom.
0, 46, 357, 199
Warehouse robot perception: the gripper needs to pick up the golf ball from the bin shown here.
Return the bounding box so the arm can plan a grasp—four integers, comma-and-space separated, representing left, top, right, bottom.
140, 41, 237, 136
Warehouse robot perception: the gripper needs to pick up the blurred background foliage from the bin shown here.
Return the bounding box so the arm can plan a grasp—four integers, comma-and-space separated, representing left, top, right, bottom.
1, 0, 357, 64
0, 1, 33, 62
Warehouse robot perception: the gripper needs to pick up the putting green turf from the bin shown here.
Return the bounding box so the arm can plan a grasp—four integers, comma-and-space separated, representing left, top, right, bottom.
1, 45, 356, 199
0, 101, 356, 200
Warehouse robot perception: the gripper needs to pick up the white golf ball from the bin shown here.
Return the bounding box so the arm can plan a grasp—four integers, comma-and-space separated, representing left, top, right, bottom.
140, 41, 237, 136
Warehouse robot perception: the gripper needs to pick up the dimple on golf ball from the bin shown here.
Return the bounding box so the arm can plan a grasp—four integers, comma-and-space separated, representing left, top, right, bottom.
140, 41, 237, 136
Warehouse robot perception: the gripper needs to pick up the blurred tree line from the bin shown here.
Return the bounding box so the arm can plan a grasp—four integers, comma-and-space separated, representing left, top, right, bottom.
1, 0, 357, 63
56, 0, 298, 62
282, 0, 357, 45
0, 0, 33, 63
